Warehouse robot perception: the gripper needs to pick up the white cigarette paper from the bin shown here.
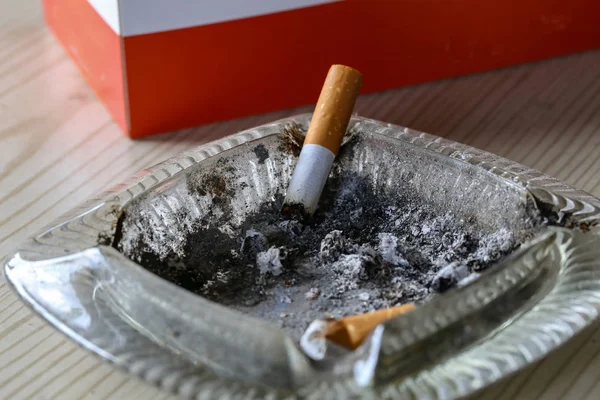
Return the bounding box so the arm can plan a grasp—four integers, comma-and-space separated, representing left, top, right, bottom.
285, 144, 335, 214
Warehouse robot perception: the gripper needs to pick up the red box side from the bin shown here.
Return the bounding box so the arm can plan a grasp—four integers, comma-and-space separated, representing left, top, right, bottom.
43, 0, 128, 133
123, 0, 600, 137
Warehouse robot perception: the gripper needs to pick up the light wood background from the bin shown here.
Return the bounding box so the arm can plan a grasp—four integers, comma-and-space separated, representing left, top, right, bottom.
1, 1, 599, 399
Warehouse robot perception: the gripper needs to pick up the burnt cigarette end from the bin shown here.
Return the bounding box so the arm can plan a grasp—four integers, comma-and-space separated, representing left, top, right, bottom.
281, 202, 310, 222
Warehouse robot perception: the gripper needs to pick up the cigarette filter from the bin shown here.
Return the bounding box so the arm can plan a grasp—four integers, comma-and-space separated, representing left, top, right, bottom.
325, 303, 416, 350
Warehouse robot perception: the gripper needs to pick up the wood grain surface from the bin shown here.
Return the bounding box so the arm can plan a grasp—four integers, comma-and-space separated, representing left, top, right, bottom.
1, 1, 599, 399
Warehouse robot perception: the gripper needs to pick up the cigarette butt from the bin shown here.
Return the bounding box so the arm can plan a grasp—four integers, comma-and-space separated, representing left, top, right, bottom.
284, 65, 362, 215
324, 304, 415, 349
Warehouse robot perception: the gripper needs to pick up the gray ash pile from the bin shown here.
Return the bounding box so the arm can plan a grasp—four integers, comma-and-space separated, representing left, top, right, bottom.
124, 170, 545, 339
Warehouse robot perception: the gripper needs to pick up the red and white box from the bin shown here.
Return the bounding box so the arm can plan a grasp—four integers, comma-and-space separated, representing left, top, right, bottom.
44, 0, 600, 138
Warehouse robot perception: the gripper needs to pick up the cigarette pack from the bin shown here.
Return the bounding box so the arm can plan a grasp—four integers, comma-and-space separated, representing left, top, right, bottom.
44, 0, 600, 138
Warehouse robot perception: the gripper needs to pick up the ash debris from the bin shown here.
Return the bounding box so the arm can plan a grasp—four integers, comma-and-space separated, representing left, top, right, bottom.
256, 247, 285, 276
211, 172, 546, 337
120, 164, 546, 339
430, 262, 470, 293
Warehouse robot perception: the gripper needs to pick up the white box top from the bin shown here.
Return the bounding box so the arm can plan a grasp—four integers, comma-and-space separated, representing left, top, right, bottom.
88, 0, 338, 36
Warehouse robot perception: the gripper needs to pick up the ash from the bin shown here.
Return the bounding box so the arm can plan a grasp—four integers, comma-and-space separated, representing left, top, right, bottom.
192, 172, 543, 339
120, 167, 545, 340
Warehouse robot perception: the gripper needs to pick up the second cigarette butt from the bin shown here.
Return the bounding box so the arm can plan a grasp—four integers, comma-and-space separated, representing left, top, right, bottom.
325, 303, 416, 350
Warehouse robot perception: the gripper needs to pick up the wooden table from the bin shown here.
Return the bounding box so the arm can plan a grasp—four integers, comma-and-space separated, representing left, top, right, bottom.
1, 2, 599, 399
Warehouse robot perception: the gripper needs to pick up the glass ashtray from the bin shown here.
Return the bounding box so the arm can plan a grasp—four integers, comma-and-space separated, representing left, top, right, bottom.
3, 115, 600, 399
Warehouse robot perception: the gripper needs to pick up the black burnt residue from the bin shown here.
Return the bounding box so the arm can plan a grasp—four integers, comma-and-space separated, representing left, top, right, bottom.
98, 206, 126, 247
190, 158, 237, 214
193, 158, 235, 198
97, 232, 112, 246
532, 197, 584, 230
252, 144, 270, 165
278, 123, 305, 157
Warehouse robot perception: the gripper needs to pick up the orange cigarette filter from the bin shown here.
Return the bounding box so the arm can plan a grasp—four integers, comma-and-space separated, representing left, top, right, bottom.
304, 65, 363, 155
325, 303, 416, 349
